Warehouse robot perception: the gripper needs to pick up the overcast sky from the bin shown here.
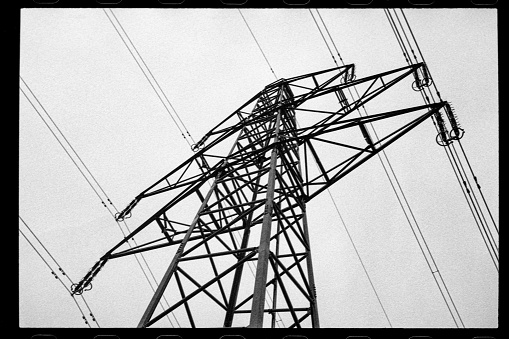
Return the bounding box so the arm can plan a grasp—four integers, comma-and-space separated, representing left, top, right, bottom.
19, 8, 498, 328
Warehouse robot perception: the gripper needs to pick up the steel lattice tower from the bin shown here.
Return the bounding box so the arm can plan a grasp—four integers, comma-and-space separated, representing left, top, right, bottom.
72, 63, 447, 328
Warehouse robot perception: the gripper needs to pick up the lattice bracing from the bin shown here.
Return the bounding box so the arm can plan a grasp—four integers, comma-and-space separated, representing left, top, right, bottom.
72, 63, 447, 328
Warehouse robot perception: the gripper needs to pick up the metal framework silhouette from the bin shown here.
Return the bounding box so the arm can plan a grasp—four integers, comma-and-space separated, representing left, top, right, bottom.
72, 63, 447, 328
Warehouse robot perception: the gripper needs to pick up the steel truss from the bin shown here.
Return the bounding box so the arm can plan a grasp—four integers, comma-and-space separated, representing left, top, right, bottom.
72, 63, 447, 328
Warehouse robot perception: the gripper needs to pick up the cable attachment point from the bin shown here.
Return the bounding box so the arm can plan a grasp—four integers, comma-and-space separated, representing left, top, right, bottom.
412, 64, 432, 91
191, 143, 201, 152
71, 259, 107, 295
191, 134, 209, 152
444, 102, 464, 140
342, 64, 356, 83
434, 110, 451, 147
115, 197, 140, 222
334, 88, 349, 108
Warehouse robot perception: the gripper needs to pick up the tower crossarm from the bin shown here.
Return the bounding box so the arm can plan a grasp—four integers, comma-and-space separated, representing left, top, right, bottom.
115, 63, 424, 220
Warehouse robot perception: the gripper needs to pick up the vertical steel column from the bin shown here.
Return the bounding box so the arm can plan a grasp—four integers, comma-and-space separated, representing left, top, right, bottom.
294, 105, 320, 328
301, 210, 320, 327
248, 108, 282, 328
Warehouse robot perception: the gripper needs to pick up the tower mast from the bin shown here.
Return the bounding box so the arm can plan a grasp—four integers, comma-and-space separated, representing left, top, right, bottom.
72, 63, 445, 328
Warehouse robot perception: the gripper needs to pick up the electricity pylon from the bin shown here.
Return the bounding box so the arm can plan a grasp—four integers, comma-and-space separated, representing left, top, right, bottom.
72, 63, 447, 328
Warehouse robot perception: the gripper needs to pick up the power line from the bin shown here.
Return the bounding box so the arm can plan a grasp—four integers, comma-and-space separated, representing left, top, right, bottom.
105, 8, 282, 327
105, 9, 283, 326
428, 114, 499, 272
399, 9, 442, 101
383, 8, 468, 328
308, 9, 395, 327
238, 9, 278, 80
326, 190, 393, 328
384, 7, 500, 325
103, 8, 195, 148
19, 80, 104, 205
449, 143, 498, 253
315, 9, 345, 66
394, 8, 498, 270
308, 9, 339, 67
401, 50, 497, 270
19, 217, 99, 328
19, 77, 180, 327
20, 76, 123, 221
448, 144, 499, 260
20, 76, 124, 221
384, 9, 412, 66
314, 9, 465, 328
442, 144, 499, 271
456, 139, 499, 233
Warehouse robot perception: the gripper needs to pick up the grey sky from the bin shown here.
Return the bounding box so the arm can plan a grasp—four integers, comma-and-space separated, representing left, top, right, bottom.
19, 8, 498, 328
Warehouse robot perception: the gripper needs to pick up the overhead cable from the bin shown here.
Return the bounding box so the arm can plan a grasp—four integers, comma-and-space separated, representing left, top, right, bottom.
19, 77, 180, 327
19, 216, 99, 328
399, 9, 498, 236
308, 9, 394, 327
238, 9, 278, 80
308, 9, 339, 67
456, 140, 499, 233
327, 190, 393, 328
393, 8, 498, 270
103, 8, 195, 149
315, 9, 345, 66
313, 9, 464, 328
383, 8, 472, 327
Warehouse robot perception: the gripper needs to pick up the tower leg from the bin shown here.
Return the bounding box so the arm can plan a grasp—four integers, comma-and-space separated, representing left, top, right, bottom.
249, 111, 281, 328
302, 210, 320, 327
137, 182, 217, 328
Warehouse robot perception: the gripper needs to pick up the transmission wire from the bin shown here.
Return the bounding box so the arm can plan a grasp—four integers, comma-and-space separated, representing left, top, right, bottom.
449, 143, 498, 252
315, 9, 345, 66
308, 9, 394, 327
442, 145, 499, 271
396, 8, 498, 268
20, 77, 179, 327
107, 8, 196, 147
402, 9, 499, 246
19, 216, 100, 326
326, 190, 393, 328
19, 221, 97, 328
308, 9, 339, 67
457, 140, 498, 233
238, 9, 278, 80
314, 9, 465, 327
103, 9, 194, 148
20, 76, 123, 220
383, 8, 467, 327
384, 9, 411, 66
19, 81, 104, 205
385, 7, 503, 325
106, 8, 282, 327
399, 9, 442, 100
447, 144, 499, 259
